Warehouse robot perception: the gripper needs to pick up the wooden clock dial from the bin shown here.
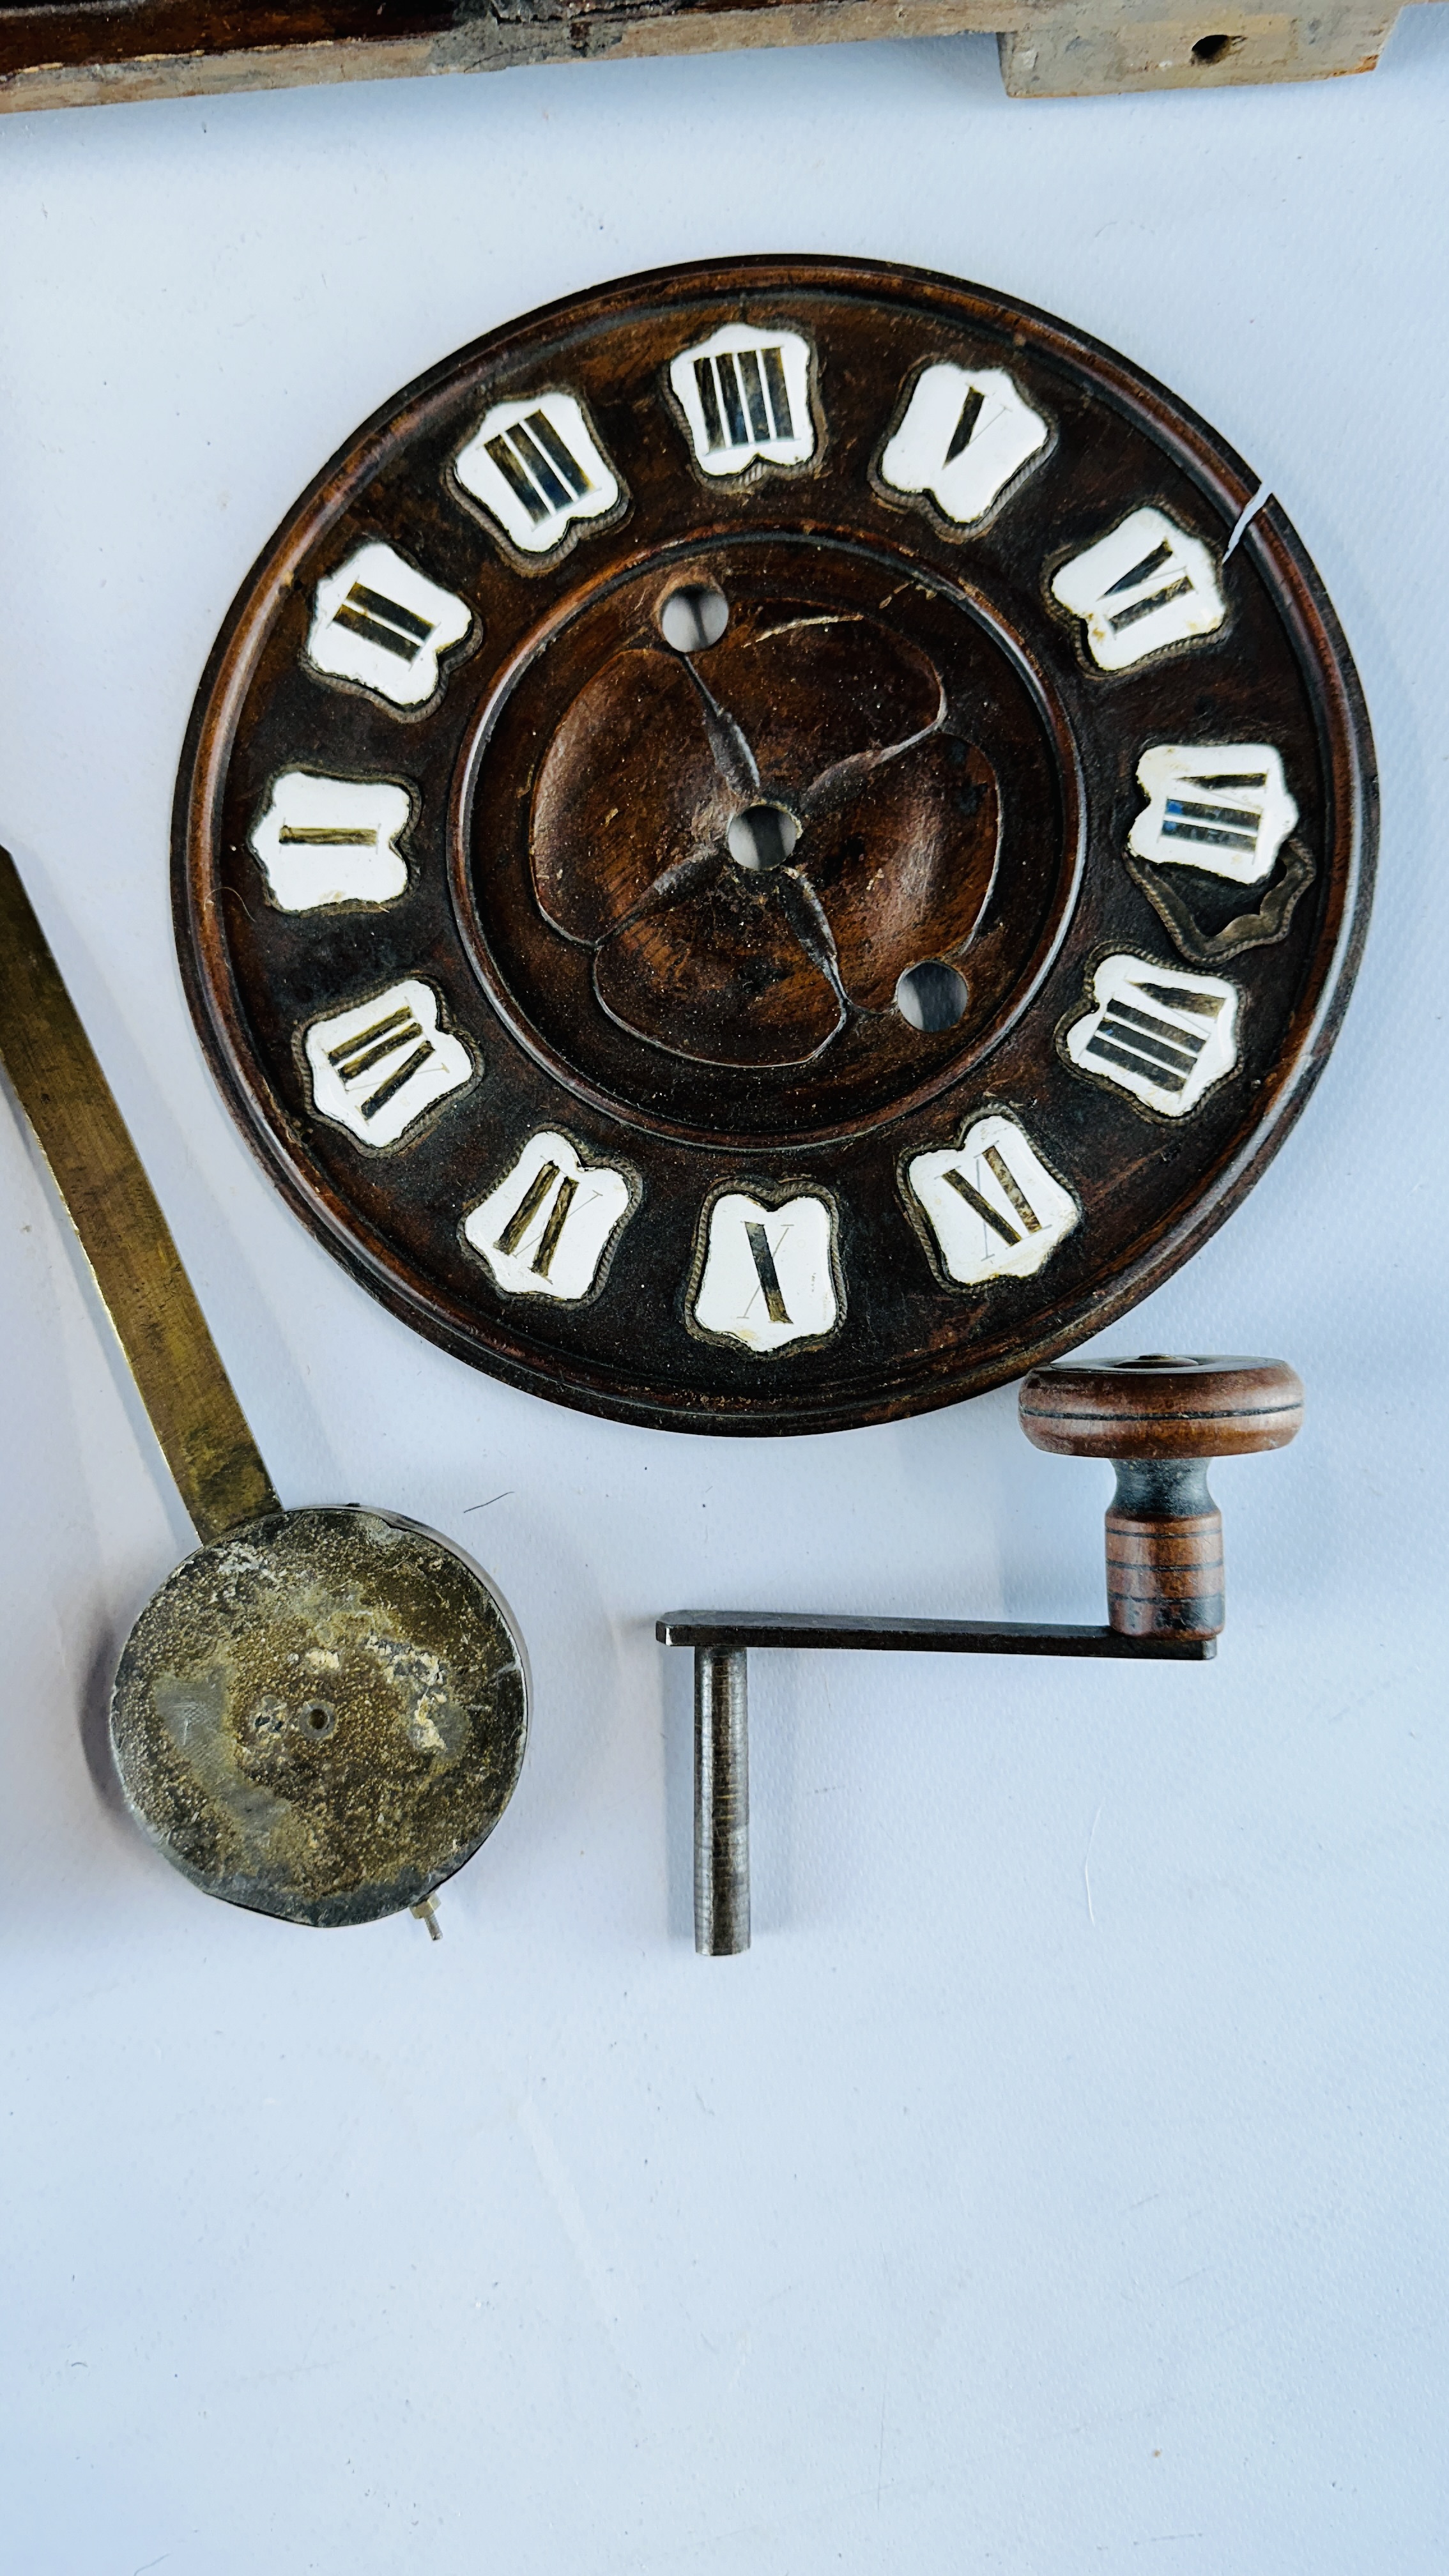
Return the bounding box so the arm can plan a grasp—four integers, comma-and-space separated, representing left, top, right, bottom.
174, 257, 1374, 1435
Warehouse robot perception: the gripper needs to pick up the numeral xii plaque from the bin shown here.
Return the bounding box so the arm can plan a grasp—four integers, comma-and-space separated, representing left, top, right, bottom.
175, 257, 1374, 1433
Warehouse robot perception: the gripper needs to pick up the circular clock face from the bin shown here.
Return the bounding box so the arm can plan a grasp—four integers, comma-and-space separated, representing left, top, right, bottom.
176, 257, 1374, 1435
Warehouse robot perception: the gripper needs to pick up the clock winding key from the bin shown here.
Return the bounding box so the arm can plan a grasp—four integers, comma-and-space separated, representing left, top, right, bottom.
0, 848, 528, 1931
664, 1352, 1304, 1952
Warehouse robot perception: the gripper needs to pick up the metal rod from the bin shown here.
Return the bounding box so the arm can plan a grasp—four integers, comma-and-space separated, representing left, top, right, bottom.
659, 1613, 1213, 1661
694, 1644, 749, 1957
0, 845, 281, 1542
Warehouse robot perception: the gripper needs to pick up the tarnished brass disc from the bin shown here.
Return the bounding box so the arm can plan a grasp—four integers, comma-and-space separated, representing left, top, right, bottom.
110, 1506, 528, 1928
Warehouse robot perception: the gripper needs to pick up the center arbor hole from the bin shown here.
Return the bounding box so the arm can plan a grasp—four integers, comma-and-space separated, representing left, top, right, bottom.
1192, 30, 1243, 58
727, 803, 800, 873
658, 582, 729, 654
296, 1699, 336, 1737
896, 959, 969, 1032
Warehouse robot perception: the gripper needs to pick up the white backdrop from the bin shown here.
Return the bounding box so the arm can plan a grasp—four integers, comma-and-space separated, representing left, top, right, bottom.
2, 20, 1446, 2570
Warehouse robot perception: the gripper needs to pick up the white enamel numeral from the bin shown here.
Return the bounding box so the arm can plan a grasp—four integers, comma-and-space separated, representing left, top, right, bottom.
1052, 508, 1225, 671
249, 772, 411, 911
669, 325, 814, 477
463, 1131, 634, 1302
1129, 743, 1298, 885
453, 394, 620, 555
880, 365, 1048, 526
907, 1116, 1077, 1286
691, 1192, 838, 1354
303, 979, 473, 1147
1065, 956, 1239, 1117
305, 542, 471, 709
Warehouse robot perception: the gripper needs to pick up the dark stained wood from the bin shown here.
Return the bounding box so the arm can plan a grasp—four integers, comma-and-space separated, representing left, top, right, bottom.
0, 0, 1005, 105
1020, 1354, 1304, 1637
174, 258, 1375, 1436
0, 0, 1406, 110
0, 1, 457, 77
1017, 1354, 1306, 1459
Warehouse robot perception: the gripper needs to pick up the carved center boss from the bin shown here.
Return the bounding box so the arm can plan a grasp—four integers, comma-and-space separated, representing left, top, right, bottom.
176, 259, 1374, 1434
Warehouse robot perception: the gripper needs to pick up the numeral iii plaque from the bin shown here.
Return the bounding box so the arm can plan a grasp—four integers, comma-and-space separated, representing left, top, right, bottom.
175, 257, 1374, 1433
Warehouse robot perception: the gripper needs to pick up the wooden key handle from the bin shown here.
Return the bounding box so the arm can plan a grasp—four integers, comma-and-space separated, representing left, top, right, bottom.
1018, 1356, 1304, 1639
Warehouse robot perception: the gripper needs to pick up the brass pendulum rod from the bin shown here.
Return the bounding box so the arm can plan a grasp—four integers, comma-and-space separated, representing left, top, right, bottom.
0, 847, 280, 1544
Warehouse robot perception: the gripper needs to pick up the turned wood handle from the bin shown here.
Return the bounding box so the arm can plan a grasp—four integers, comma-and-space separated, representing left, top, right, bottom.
1018, 1355, 1304, 1639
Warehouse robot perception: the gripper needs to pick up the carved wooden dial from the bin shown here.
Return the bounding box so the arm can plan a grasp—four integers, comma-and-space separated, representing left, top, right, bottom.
175, 257, 1374, 1434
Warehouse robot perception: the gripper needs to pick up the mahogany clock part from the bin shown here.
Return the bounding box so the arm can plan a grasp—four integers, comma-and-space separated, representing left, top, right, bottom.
175, 257, 1374, 1434
1018, 1351, 1305, 1637
0, 848, 528, 1932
